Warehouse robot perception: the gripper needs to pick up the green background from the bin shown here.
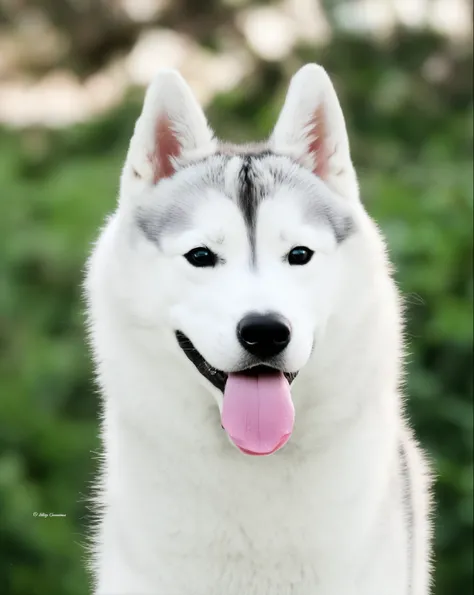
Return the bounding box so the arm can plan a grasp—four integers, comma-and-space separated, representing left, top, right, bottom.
0, 2, 472, 594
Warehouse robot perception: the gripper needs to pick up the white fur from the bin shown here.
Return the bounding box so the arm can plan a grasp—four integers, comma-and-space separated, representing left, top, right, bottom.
85, 65, 432, 594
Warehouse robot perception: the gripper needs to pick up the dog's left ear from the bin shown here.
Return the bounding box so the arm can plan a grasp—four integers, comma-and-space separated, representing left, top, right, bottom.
123, 70, 215, 189
270, 64, 359, 201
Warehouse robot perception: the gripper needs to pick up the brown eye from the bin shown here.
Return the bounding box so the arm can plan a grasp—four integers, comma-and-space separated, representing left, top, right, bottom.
287, 246, 314, 266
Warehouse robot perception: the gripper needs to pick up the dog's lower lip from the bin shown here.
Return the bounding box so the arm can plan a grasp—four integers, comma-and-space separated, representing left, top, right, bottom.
175, 331, 298, 392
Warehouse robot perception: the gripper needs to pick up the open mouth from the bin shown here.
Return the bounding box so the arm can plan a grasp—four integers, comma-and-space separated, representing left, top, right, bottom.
175, 331, 298, 457
175, 331, 298, 392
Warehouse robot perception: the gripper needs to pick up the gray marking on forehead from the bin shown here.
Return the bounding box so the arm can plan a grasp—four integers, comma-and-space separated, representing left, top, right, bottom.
135, 159, 229, 246
179, 150, 278, 263
264, 156, 356, 244
235, 151, 279, 264
237, 156, 259, 262
136, 203, 192, 246
303, 198, 355, 243
136, 149, 355, 250
215, 151, 355, 254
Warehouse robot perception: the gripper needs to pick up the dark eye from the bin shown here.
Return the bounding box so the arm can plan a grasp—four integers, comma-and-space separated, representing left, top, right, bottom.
184, 247, 217, 268
287, 246, 314, 266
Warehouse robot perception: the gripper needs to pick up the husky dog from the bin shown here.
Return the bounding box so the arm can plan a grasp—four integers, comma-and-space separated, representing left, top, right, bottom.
85, 64, 432, 594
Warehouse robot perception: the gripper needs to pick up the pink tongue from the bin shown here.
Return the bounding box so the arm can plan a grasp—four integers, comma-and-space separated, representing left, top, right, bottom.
222, 371, 294, 456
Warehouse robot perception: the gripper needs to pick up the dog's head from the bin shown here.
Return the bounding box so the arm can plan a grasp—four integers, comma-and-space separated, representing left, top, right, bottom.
115, 65, 367, 455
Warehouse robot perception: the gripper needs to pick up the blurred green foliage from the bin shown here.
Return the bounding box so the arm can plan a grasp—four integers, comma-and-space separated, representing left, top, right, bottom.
0, 29, 472, 595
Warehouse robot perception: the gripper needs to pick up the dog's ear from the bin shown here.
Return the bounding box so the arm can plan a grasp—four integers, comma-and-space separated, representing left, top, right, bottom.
270, 64, 358, 201
123, 70, 215, 187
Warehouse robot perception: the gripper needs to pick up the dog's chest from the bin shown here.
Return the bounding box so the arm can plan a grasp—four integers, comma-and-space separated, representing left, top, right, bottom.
114, 495, 403, 595
117, 453, 381, 592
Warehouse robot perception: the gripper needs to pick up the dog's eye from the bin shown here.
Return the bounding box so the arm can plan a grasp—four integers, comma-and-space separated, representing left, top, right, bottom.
287, 246, 314, 266
184, 247, 217, 268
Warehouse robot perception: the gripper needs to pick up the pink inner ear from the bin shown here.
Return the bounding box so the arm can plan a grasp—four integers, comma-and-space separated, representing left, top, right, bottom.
307, 105, 330, 180
149, 115, 181, 183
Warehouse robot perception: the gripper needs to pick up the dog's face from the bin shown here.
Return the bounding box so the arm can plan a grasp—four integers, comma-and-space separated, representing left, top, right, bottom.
117, 66, 361, 455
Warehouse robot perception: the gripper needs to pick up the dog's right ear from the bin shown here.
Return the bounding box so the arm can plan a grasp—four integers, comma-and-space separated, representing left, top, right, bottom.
122, 70, 215, 192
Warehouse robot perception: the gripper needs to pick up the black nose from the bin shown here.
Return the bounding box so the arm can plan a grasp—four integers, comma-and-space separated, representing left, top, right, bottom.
237, 313, 291, 359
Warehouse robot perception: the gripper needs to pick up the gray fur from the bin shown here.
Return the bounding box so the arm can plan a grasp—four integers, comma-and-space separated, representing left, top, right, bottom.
136, 151, 355, 249
236, 154, 272, 264
134, 158, 230, 245
136, 203, 193, 245
299, 184, 355, 243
